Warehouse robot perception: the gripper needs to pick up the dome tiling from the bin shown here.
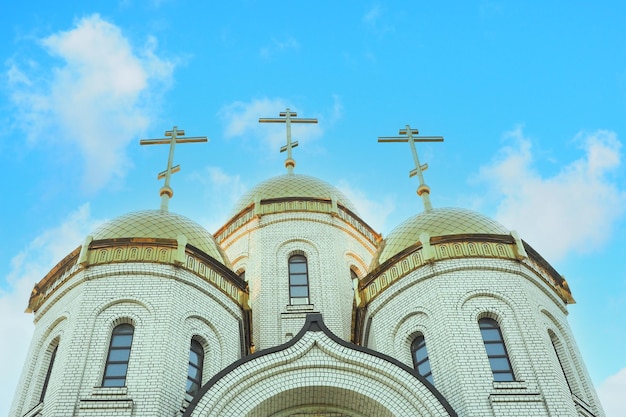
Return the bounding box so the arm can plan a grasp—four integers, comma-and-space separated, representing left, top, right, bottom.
92, 210, 229, 265
376, 207, 509, 265
230, 174, 359, 216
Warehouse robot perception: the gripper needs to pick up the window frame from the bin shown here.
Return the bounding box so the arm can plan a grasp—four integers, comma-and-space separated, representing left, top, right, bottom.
237, 269, 246, 281
288, 254, 310, 305
479, 317, 515, 382
350, 268, 359, 281
411, 333, 434, 385
39, 344, 58, 402
102, 323, 134, 387
186, 339, 205, 397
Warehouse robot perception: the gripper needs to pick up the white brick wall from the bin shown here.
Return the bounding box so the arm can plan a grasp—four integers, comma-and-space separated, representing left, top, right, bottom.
10, 262, 244, 417
187, 320, 454, 417
10, 198, 606, 417
364, 257, 605, 417
220, 211, 377, 350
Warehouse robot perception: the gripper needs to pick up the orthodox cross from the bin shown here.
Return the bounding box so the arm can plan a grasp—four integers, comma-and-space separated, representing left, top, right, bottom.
259, 108, 318, 174
140, 126, 208, 211
378, 125, 444, 211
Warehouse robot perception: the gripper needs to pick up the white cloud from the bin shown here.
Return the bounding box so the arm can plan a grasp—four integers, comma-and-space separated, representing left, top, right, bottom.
259, 36, 299, 59
478, 126, 625, 261
188, 166, 248, 233
362, 4, 393, 35
7, 14, 174, 192
330, 94, 343, 124
0, 204, 101, 416
363, 5, 381, 25
598, 367, 626, 417
218, 97, 323, 154
337, 180, 395, 233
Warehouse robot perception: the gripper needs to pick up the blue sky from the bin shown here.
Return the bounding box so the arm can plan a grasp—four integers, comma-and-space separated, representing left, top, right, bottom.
1, 1, 625, 415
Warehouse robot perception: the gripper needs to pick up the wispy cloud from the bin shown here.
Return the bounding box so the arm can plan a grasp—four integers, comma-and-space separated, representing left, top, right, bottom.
362, 4, 394, 35
363, 5, 382, 25
477, 126, 625, 261
337, 180, 395, 233
7, 14, 174, 192
598, 367, 626, 417
218, 97, 323, 153
0, 204, 101, 416
330, 94, 343, 124
188, 166, 248, 232
259, 36, 299, 59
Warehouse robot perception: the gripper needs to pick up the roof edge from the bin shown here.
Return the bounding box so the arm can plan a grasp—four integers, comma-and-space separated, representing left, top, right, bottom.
183, 313, 457, 417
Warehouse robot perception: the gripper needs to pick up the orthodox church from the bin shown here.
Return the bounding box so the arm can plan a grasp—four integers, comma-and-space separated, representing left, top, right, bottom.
10, 111, 605, 417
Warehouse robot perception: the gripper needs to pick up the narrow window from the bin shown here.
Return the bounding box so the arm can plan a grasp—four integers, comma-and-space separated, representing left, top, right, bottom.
289, 255, 309, 305
350, 269, 358, 295
549, 332, 575, 394
39, 344, 58, 402
411, 334, 434, 384
350, 269, 358, 281
102, 324, 134, 387
479, 318, 515, 381
186, 339, 204, 397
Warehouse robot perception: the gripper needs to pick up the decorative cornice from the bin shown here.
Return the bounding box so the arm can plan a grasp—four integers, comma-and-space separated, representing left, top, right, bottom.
27, 247, 82, 313
27, 239, 249, 313
358, 234, 574, 308
215, 197, 382, 246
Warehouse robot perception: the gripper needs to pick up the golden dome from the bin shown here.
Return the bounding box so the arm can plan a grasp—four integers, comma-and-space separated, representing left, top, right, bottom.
376, 208, 509, 265
92, 210, 229, 265
230, 174, 358, 216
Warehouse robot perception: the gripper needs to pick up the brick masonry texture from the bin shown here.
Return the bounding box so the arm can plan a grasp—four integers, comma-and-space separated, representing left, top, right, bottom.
10, 203, 605, 416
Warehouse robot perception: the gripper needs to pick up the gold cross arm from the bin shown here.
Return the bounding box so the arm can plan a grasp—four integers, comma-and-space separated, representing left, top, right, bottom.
280, 142, 298, 152
140, 137, 208, 145
259, 118, 318, 124
378, 125, 444, 212
378, 137, 443, 143
259, 108, 318, 174
158, 165, 180, 180
140, 126, 208, 211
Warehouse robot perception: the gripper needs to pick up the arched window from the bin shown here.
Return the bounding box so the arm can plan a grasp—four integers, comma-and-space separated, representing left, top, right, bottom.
102, 323, 134, 387
411, 334, 434, 384
549, 331, 575, 394
186, 339, 204, 397
288, 255, 309, 305
350, 268, 358, 281
479, 318, 515, 381
39, 344, 58, 402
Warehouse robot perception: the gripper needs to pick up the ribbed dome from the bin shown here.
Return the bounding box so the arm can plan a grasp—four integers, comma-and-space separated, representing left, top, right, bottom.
92, 210, 229, 265
376, 208, 509, 265
231, 174, 359, 215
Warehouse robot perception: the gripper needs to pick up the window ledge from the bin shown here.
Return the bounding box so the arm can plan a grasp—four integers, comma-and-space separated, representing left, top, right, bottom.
22, 402, 43, 417
490, 381, 543, 404
574, 395, 597, 417
285, 303, 316, 312
80, 387, 132, 412
492, 380, 527, 390
79, 398, 133, 410
489, 392, 542, 403
90, 386, 129, 396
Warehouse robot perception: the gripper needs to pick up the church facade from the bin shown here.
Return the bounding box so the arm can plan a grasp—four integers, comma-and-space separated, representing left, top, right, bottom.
10, 116, 605, 416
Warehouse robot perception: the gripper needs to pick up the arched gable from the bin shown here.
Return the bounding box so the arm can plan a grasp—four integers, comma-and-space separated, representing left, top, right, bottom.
184, 314, 456, 417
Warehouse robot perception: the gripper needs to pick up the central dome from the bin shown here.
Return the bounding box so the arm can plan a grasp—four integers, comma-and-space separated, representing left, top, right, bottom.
92, 210, 230, 266
376, 207, 509, 265
230, 174, 359, 216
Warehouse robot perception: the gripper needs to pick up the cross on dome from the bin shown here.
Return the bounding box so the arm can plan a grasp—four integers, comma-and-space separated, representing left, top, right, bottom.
378, 125, 444, 211
140, 126, 208, 211
259, 108, 318, 174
